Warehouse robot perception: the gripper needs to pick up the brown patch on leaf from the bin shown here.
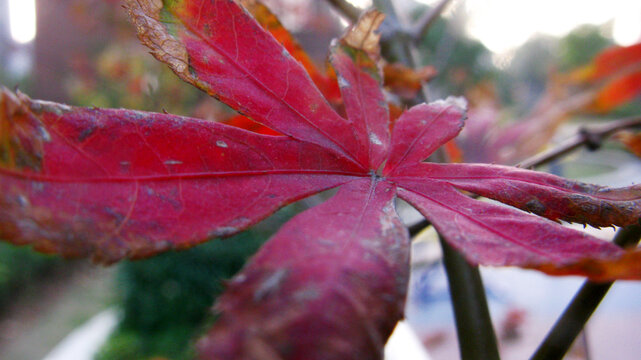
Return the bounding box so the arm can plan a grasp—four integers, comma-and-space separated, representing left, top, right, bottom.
0, 88, 56, 172
0, 187, 126, 264
124, 0, 190, 81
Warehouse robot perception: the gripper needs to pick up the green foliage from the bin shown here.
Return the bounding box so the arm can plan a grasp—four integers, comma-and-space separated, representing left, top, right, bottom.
0, 244, 60, 308
95, 204, 302, 359
95, 327, 196, 360
558, 25, 612, 70
94, 330, 146, 360
96, 231, 267, 359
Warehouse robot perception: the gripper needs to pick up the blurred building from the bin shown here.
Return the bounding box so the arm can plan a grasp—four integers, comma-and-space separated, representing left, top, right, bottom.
1, 0, 36, 88
0, 0, 14, 77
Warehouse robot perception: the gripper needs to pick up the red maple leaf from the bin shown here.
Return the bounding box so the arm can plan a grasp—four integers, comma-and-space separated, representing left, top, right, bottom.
1, 1, 641, 358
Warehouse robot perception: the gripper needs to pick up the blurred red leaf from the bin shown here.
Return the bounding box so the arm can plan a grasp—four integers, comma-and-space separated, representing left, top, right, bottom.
594, 71, 641, 111
571, 42, 641, 111
581, 43, 641, 81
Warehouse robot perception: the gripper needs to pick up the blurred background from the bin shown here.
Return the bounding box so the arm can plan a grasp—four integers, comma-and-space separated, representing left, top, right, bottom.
0, 0, 640, 359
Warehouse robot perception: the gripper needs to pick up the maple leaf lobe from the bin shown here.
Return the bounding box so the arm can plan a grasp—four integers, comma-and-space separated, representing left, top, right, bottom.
198, 179, 410, 359
0, 86, 364, 263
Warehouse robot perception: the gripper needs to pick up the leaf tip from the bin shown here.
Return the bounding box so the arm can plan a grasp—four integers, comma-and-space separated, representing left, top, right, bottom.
124, 0, 190, 80
429, 96, 468, 130
342, 9, 385, 56
430, 96, 468, 113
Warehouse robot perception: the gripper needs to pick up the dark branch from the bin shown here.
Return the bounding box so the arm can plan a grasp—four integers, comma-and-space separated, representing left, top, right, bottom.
409, 0, 453, 41
439, 235, 501, 360
517, 116, 641, 169
325, 0, 361, 23
408, 219, 430, 237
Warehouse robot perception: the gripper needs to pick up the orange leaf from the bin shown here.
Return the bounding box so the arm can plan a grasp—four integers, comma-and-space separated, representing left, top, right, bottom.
594, 71, 641, 111
590, 42, 641, 80
443, 139, 463, 163
615, 131, 641, 158
530, 248, 641, 282
383, 63, 437, 99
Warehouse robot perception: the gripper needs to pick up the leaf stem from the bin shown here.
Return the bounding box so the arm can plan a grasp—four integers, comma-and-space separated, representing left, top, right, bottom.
517, 116, 641, 169
325, 0, 361, 22
439, 235, 501, 360
531, 224, 641, 360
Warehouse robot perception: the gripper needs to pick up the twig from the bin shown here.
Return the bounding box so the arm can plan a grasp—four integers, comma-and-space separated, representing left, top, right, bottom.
439, 235, 501, 360
409, 0, 453, 41
517, 116, 641, 169
324, 0, 361, 23
408, 219, 430, 237
531, 224, 641, 360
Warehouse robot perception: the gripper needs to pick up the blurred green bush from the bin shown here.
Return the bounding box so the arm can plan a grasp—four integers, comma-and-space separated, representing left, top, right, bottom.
95, 231, 267, 360
95, 203, 302, 360
0, 244, 60, 309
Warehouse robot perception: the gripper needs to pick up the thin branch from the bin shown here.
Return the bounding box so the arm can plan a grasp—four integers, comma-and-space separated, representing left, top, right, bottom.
409, 0, 453, 42
517, 116, 641, 169
408, 219, 430, 237
531, 224, 641, 360
439, 235, 501, 360
325, 0, 361, 23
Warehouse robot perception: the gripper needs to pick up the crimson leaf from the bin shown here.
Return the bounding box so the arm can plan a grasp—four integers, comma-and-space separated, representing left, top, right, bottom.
1, 1, 641, 358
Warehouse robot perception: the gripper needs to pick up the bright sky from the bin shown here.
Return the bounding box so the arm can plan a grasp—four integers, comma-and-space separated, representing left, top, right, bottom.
346, 0, 641, 53
8, 0, 37, 44
7, 0, 640, 51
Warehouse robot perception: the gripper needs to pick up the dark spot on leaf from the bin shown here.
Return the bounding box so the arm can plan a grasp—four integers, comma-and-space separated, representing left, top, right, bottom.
104, 207, 125, 224
78, 124, 97, 142
525, 199, 546, 215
